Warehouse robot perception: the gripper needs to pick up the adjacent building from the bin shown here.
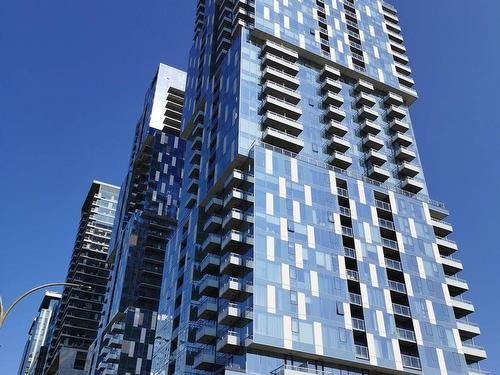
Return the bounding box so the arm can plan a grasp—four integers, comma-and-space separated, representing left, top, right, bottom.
152, 1, 487, 375
84, 64, 186, 375
18, 291, 61, 375
45, 181, 119, 375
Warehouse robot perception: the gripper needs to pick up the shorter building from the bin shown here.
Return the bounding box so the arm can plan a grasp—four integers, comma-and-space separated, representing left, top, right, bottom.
44, 181, 119, 375
17, 291, 61, 375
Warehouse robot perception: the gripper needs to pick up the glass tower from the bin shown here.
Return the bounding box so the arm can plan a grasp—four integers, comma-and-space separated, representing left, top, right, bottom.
45, 181, 120, 375
84, 64, 187, 375
151, 1, 487, 375
18, 291, 61, 375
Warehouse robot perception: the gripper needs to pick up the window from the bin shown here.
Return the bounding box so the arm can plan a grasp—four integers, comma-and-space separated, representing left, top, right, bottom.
328, 211, 335, 223
290, 291, 298, 305
312, 143, 319, 153
336, 301, 344, 315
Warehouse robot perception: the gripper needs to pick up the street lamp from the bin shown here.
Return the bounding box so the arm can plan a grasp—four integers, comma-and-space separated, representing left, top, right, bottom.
0, 282, 90, 329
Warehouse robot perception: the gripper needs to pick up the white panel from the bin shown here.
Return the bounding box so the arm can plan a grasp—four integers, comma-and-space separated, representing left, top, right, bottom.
392, 339, 404, 371
354, 239, 363, 261
290, 158, 298, 182
357, 180, 366, 204
337, 40, 344, 54
297, 11, 303, 24
408, 218, 418, 238
265, 149, 273, 174
329, 171, 337, 194
338, 255, 346, 279
377, 246, 385, 268
366, 333, 378, 366
388, 191, 398, 214
334, 213, 342, 235
360, 283, 370, 308
453, 329, 464, 354
433, 243, 442, 263
369, 264, 379, 287
266, 235, 275, 261
293, 200, 301, 223
280, 218, 288, 241
396, 232, 405, 253
310, 270, 319, 297
283, 316, 293, 349
416, 257, 426, 279
273, 0, 279, 13
349, 199, 357, 220
307, 225, 316, 249
298, 292, 307, 320
378, 68, 384, 83
313, 322, 324, 355
279, 177, 287, 198
304, 185, 312, 206
373, 46, 380, 59
426, 300, 437, 324
413, 319, 424, 345
264, 6, 270, 20
332, 0, 338, 10
324, 4, 330, 16
299, 34, 305, 49
364, 222, 372, 244
266, 192, 274, 215
442, 283, 452, 306
423, 202, 432, 224
295, 243, 304, 268
281, 264, 290, 290
274, 22, 280, 38
384, 289, 393, 314
284, 15, 290, 29
376, 310, 386, 337
129, 340, 135, 357
365, 5, 372, 17
369, 24, 375, 37
436, 348, 448, 375
267, 285, 276, 314
334, 18, 340, 31
371, 206, 379, 226
344, 303, 352, 329
404, 273, 413, 296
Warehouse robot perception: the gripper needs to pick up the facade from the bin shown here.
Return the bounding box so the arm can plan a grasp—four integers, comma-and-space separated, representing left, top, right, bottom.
152, 1, 487, 375
18, 291, 61, 375
84, 64, 186, 375
45, 181, 120, 375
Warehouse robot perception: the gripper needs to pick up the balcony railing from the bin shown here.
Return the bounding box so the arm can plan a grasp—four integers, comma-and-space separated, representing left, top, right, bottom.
355, 345, 369, 360
389, 280, 406, 293
385, 258, 402, 271
402, 354, 422, 370
393, 303, 411, 317
352, 317, 366, 331
346, 269, 359, 282
397, 328, 416, 342
349, 293, 362, 305
344, 247, 356, 259
375, 199, 391, 211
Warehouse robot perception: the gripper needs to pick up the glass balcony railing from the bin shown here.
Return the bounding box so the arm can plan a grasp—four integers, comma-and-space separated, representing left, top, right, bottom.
355, 345, 369, 359
344, 247, 356, 259
393, 303, 411, 317
402, 354, 421, 370
385, 258, 402, 271
349, 293, 362, 305
397, 328, 416, 342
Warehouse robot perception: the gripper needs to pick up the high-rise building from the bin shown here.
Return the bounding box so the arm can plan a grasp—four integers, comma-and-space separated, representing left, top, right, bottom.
17, 291, 61, 375
85, 64, 186, 375
152, 1, 487, 375
45, 181, 119, 375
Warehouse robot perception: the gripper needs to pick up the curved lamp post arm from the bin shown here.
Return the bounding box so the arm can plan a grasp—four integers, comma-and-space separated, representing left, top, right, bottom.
0, 282, 88, 328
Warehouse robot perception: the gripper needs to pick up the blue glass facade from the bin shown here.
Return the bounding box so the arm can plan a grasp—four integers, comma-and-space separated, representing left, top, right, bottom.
152, 1, 487, 375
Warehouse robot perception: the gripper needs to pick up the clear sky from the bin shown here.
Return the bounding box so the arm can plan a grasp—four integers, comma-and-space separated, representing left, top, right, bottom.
0, 1, 498, 374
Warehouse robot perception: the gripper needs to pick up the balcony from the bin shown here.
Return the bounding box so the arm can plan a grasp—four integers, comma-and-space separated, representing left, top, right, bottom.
217, 331, 243, 353
203, 215, 222, 232
388, 280, 406, 294
385, 258, 402, 272
392, 132, 413, 147
346, 269, 359, 282
321, 78, 342, 93
368, 165, 391, 182
366, 149, 387, 166
384, 92, 404, 106
386, 105, 406, 119
446, 276, 469, 295
356, 92, 376, 107
224, 188, 254, 210
402, 354, 422, 371
320, 65, 341, 80
327, 135, 351, 153
201, 234, 221, 253
262, 53, 299, 75
198, 297, 218, 320
397, 327, 416, 343
323, 91, 344, 107
196, 325, 216, 344
395, 146, 416, 162
398, 162, 420, 177
392, 303, 411, 317
389, 119, 410, 133
262, 67, 300, 89
263, 111, 303, 136
221, 252, 253, 276
199, 275, 219, 297
262, 96, 302, 120
385, 20, 401, 34
355, 345, 369, 360
324, 105, 347, 121
200, 254, 220, 275
221, 230, 254, 254
457, 320, 481, 339
390, 40, 406, 54
263, 81, 301, 104
263, 40, 298, 62
387, 29, 404, 44
189, 149, 201, 165
397, 73, 415, 88
224, 169, 254, 190
451, 297, 475, 317
223, 209, 254, 229
219, 276, 253, 301
193, 350, 218, 371
358, 106, 379, 121
354, 80, 374, 93
219, 303, 253, 326
363, 134, 384, 150
185, 194, 197, 208
191, 136, 202, 150
352, 317, 366, 331
263, 127, 304, 153
392, 50, 409, 65
462, 343, 487, 362
395, 62, 412, 76
360, 120, 381, 135
382, 237, 399, 251
401, 177, 424, 193
349, 292, 362, 306
205, 197, 223, 214
328, 152, 353, 169
441, 255, 463, 275
325, 120, 348, 136
431, 218, 453, 237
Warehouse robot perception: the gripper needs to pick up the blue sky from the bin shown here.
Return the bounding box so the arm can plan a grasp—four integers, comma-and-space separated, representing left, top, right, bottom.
0, 1, 498, 373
